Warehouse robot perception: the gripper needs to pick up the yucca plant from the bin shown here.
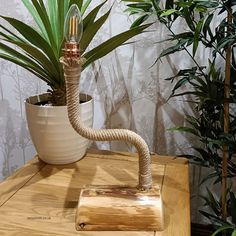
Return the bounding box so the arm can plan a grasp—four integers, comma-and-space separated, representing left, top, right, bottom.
0, 0, 150, 105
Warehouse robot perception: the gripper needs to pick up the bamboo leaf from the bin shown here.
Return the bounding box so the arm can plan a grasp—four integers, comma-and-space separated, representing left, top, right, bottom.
170, 91, 206, 98
158, 39, 190, 60
183, 8, 195, 31
200, 210, 227, 226
171, 77, 190, 93
124, 7, 148, 15
165, 0, 174, 9
160, 9, 177, 17
193, 19, 203, 57
200, 172, 219, 185
230, 192, 236, 224
131, 14, 149, 27
122, 0, 147, 2
203, 13, 213, 38
167, 126, 199, 136
212, 226, 235, 236
206, 188, 221, 215
127, 3, 152, 11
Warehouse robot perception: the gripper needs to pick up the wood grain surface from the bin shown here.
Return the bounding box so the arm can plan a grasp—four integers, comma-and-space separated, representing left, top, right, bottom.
76, 185, 164, 231
0, 149, 190, 236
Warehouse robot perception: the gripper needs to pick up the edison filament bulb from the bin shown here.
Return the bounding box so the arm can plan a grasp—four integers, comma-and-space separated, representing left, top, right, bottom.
64, 4, 83, 43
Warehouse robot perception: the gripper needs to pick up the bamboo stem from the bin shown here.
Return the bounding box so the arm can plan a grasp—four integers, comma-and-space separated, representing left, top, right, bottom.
222, 0, 232, 223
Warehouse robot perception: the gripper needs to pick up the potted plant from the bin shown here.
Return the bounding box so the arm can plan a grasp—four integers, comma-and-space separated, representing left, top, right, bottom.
122, 0, 236, 235
0, 0, 150, 164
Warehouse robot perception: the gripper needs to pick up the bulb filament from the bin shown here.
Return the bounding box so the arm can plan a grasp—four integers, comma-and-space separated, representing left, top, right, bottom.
69, 16, 78, 42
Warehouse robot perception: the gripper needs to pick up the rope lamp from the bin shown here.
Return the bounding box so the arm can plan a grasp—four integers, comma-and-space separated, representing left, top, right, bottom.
60, 4, 164, 231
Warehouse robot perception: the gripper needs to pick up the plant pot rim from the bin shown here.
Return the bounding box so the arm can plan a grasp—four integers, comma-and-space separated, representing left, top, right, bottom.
25, 92, 93, 108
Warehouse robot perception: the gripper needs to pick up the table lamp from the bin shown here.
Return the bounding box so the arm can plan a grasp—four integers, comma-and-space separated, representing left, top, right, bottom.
60, 4, 164, 231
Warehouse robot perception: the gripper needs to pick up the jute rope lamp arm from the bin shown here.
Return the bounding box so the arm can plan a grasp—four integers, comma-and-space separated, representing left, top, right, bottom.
60, 5, 163, 231
60, 57, 152, 191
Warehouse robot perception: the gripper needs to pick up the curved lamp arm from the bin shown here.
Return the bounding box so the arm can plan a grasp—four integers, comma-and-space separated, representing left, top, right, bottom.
60, 57, 152, 191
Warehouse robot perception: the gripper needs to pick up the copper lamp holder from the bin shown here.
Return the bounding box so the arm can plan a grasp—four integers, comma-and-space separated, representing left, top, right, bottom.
63, 42, 80, 58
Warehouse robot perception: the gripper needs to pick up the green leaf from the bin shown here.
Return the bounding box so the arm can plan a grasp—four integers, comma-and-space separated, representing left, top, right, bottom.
31, 0, 57, 52
127, 3, 152, 11
203, 13, 213, 38
171, 77, 190, 93
83, 0, 107, 31
64, 1, 70, 13
47, 0, 59, 49
122, 0, 147, 2
215, 37, 235, 54
80, 8, 111, 53
57, 0, 65, 52
199, 172, 219, 185
22, 0, 48, 39
0, 41, 62, 86
2, 39, 60, 79
211, 226, 235, 236
230, 192, 236, 224
168, 126, 199, 136
170, 32, 194, 40
124, 7, 148, 15
206, 188, 221, 215
0, 53, 51, 85
69, 0, 83, 10
81, 0, 92, 15
0, 24, 25, 42
200, 211, 227, 226
0, 16, 58, 67
131, 14, 149, 28
193, 19, 203, 57
160, 9, 178, 17
183, 8, 195, 31
158, 39, 190, 60
83, 23, 151, 68
165, 0, 174, 9
232, 229, 236, 236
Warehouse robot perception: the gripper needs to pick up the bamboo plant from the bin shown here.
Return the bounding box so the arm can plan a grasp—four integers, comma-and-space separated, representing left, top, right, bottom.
122, 0, 236, 235
0, 0, 150, 105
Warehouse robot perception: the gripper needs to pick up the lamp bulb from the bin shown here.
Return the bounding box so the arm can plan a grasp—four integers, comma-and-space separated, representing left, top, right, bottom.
64, 4, 83, 43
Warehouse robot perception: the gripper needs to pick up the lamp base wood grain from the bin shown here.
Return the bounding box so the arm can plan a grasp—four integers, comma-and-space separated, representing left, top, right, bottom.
76, 185, 164, 231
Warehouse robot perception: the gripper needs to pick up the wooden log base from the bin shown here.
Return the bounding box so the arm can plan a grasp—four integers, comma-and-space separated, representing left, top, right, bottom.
76, 185, 164, 231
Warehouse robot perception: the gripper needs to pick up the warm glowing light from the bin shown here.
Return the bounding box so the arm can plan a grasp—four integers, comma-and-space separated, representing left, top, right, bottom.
64, 4, 83, 43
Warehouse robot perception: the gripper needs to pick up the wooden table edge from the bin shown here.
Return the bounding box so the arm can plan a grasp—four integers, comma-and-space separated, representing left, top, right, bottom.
0, 149, 189, 208
0, 157, 46, 207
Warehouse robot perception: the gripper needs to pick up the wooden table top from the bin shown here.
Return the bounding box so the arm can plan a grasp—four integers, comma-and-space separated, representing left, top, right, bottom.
0, 149, 190, 236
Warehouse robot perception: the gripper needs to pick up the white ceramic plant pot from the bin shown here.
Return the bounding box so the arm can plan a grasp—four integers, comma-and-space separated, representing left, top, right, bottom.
25, 93, 93, 164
